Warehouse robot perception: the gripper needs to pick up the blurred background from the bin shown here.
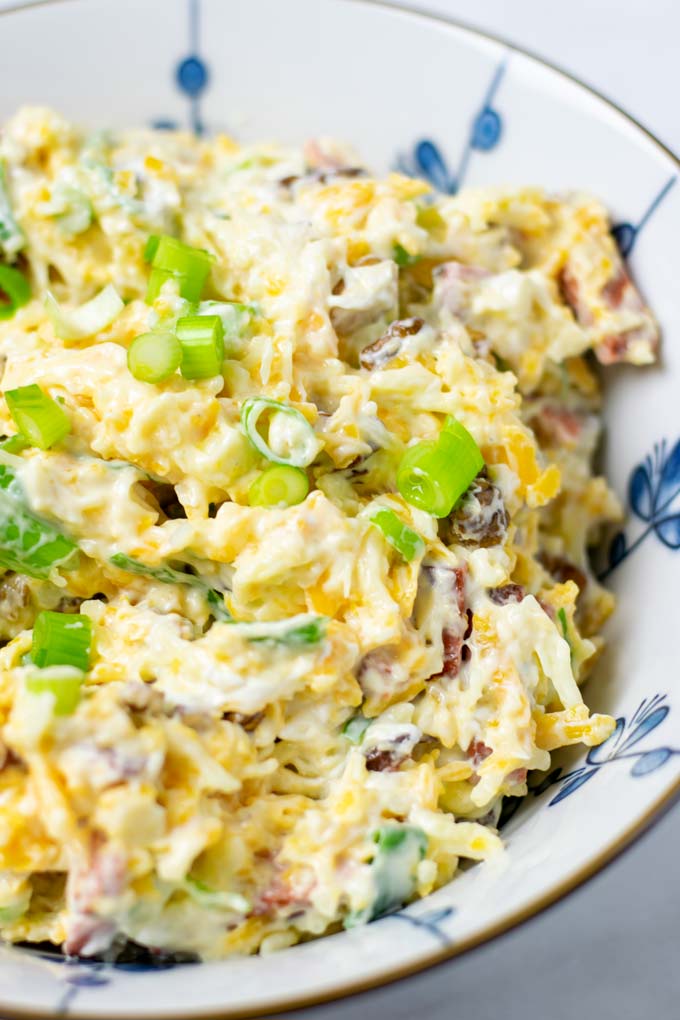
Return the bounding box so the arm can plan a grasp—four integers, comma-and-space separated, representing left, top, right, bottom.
0, 1, 676, 1018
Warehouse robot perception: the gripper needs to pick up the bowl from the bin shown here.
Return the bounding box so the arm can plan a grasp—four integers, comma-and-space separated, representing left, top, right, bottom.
0, 0, 678, 1016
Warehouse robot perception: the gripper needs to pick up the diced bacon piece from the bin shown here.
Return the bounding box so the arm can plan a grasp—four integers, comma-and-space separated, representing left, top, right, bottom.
443, 475, 508, 548
433, 261, 491, 318
559, 244, 658, 366
359, 317, 424, 370
467, 739, 493, 767
488, 583, 525, 606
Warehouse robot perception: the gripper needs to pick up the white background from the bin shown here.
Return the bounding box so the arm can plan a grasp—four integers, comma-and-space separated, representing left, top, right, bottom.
0, 2, 678, 1018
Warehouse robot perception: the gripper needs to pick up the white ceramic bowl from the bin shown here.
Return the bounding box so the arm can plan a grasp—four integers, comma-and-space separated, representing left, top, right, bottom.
0, 1, 678, 1017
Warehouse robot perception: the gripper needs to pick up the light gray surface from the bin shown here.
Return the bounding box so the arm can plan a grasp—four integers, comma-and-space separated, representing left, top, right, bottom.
0, 2, 677, 1018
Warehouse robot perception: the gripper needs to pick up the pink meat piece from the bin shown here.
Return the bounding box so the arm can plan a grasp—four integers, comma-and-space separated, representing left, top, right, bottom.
433, 262, 491, 318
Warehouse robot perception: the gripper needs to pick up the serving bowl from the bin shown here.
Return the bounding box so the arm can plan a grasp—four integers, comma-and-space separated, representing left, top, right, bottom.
0, 0, 678, 1016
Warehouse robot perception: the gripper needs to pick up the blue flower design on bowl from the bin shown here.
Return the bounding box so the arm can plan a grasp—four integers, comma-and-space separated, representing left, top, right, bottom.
532, 695, 680, 805
604, 437, 680, 577
396, 58, 507, 193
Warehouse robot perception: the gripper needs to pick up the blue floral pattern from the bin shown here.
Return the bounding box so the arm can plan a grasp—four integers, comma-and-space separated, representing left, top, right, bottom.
383, 906, 455, 947
602, 438, 680, 578
396, 57, 507, 193
153, 0, 209, 134
531, 696, 680, 805
612, 175, 677, 256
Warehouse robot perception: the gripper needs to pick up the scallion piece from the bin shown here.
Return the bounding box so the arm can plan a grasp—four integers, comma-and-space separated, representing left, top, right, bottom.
0, 264, 31, 321
241, 397, 322, 468
345, 825, 428, 926
342, 714, 371, 744
0, 160, 24, 258
45, 284, 124, 342
54, 187, 93, 236
128, 330, 182, 383
31, 611, 92, 672
0, 434, 29, 454
248, 464, 309, 508
393, 243, 421, 268
176, 314, 224, 379
109, 552, 230, 621
146, 235, 214, 303
0, 463, 78, 578
369, 507, 424, 561
233, 613, 327, 647
143, 234, 160, 263
25, 665, 84, 715
397, 417, 484, 518
5, 384, 70, 449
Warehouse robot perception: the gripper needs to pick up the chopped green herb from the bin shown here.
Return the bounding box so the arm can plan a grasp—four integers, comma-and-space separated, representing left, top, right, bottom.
393, 243, 421, 268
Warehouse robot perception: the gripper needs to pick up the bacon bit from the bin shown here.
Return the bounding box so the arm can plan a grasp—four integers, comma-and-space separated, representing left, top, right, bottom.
65, 835, 126, 956
488, 583, 525, 606
559, 266, 593, 326
251, 872, 314, 918
467, 739, 493, 766
359, 317, 424, 370
560, 261, 658, 365
539, 553, 588, 593
433, 261, 491, 317
365, 748, 400, 772
506, 767, 528, 785
428, 566, 468, 682
530, 404, 585, 448
223, 710, 265, 732
358, 647, 395, 688
443, 475, 508, 549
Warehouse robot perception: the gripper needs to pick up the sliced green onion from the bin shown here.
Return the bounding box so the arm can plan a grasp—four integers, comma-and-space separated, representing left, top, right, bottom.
369, 508, 424, 561
199, 300, 258, 336
557, 607, 568, 639
0, 463, 78, 578
45, 284, 124, 342
5, 384, 70, 449
248, 465, 309, 508
393, 243, 421, 268
342, 714, 371, 744
31, 611, 92, 672
146, 235, 214, 303
143, 234, 160, 263
0, 264, 31, 321
176, 314, 224, 379
232, 613, 327, 647
25, 665, 84, 715
109, 552, 230, 621
241, 397, 322, 468
346, 825, 428, 926
128, 331, 182, 383
54, 187, 93, 236
183, 876, 250, 914
397, 418, 484, 518
0, 434, 29, 455
0, 160, 24, 258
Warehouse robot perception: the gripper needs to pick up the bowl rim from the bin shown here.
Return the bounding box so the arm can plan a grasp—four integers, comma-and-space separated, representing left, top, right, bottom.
0, 0, 678, 1017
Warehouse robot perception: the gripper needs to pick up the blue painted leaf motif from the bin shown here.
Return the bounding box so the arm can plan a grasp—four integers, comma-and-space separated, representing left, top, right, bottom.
612, 222, 636, 257
607, 532, 627, 571
471, 107, 502, 151
65, 971, 109, 988
618, 705, 669, 754
654, 439, 680, 513
629, 463, 654, 522
418, 907, 455, 926
586, 717, 625, 764
549, 768, 598, 805
631, 747, 673, 776
655, 514, 680, 549
414, 140, 456, 194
